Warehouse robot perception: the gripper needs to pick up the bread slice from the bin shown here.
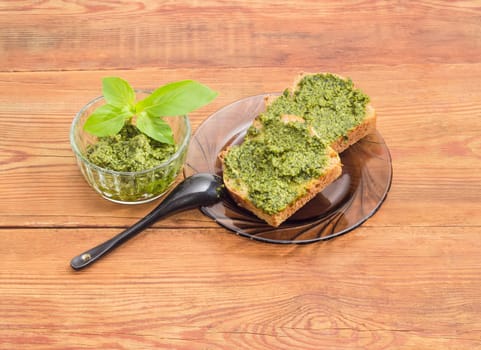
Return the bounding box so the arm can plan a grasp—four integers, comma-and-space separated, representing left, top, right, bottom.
220, 146, 341, 227
220, 72, 375, 227
267, 72, 377, 153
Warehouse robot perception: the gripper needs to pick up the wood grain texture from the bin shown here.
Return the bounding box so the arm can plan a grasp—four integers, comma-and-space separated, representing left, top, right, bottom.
1, 0, 481, 349
1, 1, 481, 71
1, 227, 481, 349
1, 65, 480, 227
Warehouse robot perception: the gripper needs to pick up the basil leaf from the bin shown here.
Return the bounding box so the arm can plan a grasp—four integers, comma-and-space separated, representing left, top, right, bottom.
136, 111, 174, 144
135, 80, 217, 116
102, 77, 136, 108
83, 104, 131, 137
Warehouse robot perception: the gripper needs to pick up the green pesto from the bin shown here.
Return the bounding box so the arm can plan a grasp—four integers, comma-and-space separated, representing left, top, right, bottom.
84, 123, 180, 202
86, 123, 177, 172
263, 91, 304, 119
224, 118, 330, 215
293, 73, 370, 143
249, 74, 369, 144
224, 73, 369, 215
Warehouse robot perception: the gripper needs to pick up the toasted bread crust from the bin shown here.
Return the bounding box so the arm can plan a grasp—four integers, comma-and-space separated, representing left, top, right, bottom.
221, 72, 375, 227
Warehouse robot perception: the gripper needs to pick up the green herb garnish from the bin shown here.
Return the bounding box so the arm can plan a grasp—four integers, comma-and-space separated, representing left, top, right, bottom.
83, 77, 217, 144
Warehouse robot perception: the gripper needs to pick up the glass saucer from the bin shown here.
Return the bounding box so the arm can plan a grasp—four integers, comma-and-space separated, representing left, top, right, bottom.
184, 94, 392, 244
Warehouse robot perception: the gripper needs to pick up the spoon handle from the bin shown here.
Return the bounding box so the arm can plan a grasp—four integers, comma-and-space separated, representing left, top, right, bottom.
70, 206, 165, 270
70, 173, 224, 270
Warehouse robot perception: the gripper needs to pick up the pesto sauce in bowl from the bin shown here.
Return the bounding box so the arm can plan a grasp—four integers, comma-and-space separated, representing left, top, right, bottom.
70, 94, 191, 204
223, 73, 369, 215
86, 124, 177, 172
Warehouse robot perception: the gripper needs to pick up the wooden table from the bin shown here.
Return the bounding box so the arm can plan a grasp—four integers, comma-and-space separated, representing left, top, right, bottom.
1, 1, 481, 349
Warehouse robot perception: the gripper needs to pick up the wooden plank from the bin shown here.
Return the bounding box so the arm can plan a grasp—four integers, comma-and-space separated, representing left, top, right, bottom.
1, 226, 480, 349
1, 1, 481, 72
1, 65, 480, 227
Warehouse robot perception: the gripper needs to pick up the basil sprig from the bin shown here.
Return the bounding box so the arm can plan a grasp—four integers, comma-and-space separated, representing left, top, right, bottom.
83, 77, 217, 144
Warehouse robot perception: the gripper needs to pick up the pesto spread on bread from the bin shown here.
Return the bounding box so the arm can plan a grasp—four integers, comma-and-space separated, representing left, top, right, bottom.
294, 73, 370, 143
219, 73, 376, 227
222, 72, 373, 221
224, 117, 330, 215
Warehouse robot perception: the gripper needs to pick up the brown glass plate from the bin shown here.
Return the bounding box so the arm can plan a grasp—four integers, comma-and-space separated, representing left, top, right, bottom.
184, 94, 392, 244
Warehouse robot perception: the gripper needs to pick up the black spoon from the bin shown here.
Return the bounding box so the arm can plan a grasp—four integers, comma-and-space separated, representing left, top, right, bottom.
70, 173, 225, 271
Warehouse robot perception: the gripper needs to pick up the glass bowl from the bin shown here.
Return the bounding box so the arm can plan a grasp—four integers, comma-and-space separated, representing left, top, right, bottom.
70, 90, 191, 204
